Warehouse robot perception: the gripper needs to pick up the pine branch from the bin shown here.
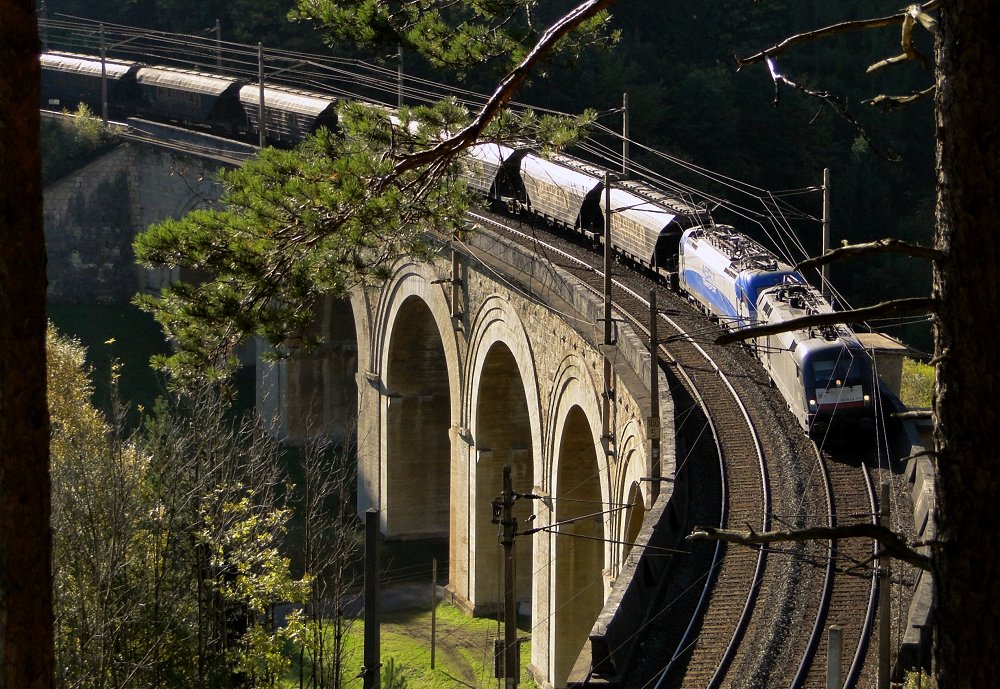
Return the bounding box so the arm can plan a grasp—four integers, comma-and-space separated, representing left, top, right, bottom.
394, 0, 618, 174
714, 297, 936, 345
689, 523, 932, 571
795, 238, 945, 272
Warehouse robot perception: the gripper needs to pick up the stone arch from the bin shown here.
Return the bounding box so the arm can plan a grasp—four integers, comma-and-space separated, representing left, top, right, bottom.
257, 292, 369, 449
621, 480, 646, 561
539, 356, 608, 689
463, 296, 543, 613
371, 262, 462, 539
613, 420, 648, 572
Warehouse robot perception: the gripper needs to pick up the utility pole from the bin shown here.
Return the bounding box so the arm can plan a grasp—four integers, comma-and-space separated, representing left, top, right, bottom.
451, 247, 461, 319
821, 167, 831, 297
878, 483, 891, 689
430, 558, 438, 669
39, 0, 49, 50
622, 92, 629, 177
99, 23, 108, 125
215, 19, 222, 73
362, 509, 380, 689
648, 289, 661, 497
827, 625, 843, 689
604, 172, 614, 348
258, 43, 266, 149
493, 465, 519, 689
602, 173, 616, 456
397, 45, 404, 109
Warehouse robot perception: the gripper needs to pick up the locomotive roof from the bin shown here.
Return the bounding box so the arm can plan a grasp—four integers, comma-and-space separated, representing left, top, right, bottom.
136, 66, 241, 96
42, 51, 138, 79
239, 84, 337, 118
686, 225, 785, 272
757, 281, 862, 350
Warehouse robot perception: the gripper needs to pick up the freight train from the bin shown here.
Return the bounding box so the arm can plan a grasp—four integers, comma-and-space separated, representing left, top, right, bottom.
40, 51, 337, 146
39, 50, 877, 437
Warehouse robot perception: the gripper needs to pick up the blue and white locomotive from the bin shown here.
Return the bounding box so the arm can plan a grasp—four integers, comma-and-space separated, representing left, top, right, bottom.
679, 225, 875, 435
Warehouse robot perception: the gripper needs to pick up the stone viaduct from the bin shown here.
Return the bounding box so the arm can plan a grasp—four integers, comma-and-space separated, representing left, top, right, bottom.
46, 129, 688, 689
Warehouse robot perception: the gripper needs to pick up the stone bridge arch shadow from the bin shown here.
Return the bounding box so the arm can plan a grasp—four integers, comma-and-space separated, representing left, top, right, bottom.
373, 265, 462, 542
538, 357, 608, 689
257, 293, 362, 449
462, 296, 543, 616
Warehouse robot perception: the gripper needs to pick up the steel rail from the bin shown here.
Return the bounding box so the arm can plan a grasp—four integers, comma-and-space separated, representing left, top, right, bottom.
790, 444, 835, 689
845, 464, 879, 688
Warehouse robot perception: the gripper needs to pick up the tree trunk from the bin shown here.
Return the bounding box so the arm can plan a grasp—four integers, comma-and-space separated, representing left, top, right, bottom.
0, 2, 54, 689
933, 1, 1000, 687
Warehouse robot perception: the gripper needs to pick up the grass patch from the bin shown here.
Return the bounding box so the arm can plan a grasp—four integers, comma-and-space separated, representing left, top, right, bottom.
41, 105, 116, 185
287, 602, 535, 689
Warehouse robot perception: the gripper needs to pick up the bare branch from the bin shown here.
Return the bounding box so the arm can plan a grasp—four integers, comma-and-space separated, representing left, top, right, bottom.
714, 297, 936, 345
907, 3, 939, 33
795, 238, 945, 272
762, 58, 898, 161
393, 0, 619, 175
736, 1, 940, 68
735, 1, 940, 161
893, 410, 934, 421
865, 86, 936, 111
689, 523, 932, 571
867, 10, 931, 73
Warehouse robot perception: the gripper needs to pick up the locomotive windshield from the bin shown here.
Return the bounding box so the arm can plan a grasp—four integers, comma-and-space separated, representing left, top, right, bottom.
810, 353, 869, 388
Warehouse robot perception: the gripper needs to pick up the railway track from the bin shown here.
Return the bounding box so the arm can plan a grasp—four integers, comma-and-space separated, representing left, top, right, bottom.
467, 214, 773, 683
466, 212, 882, 689
791, 448, 878, 689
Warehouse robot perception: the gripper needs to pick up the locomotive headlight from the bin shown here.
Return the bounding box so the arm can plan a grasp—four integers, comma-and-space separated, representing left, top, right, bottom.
809, 399, 817, 408
835, 379, 842, 387
864, 394, 872, 405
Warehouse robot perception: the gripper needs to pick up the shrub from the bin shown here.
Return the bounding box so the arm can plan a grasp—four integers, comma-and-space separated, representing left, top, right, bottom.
900, 357, 934, 409
41, 104, 115, 184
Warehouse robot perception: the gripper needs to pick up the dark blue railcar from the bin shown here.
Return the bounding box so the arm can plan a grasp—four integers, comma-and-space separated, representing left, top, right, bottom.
239, 84, 338, 147
134, 66, 245, 135
40, 52, 140, 116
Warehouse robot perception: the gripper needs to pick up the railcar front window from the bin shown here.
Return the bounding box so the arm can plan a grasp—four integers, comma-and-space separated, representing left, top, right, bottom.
812, 358, 863, 388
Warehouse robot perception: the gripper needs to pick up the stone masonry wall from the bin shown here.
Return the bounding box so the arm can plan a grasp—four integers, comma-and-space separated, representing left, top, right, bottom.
44, 141, 226, 303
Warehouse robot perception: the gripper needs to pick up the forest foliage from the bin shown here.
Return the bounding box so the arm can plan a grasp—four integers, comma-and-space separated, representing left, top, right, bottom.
47, 324, 359, 689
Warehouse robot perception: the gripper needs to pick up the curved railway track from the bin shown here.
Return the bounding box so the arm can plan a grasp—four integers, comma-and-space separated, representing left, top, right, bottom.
793, 450, 879, 689
466, 212, 882, 688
